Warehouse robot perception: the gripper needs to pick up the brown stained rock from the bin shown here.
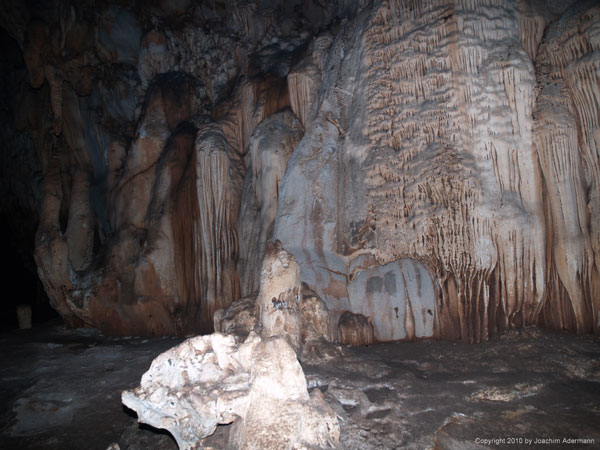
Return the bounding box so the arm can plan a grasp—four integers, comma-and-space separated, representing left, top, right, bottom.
34, 74, 243, 336
300, 284, 333, 343
138, 31, 172, 87
64, 169, 93, 272
338, 311, 374, 347
44, 64, 63, 136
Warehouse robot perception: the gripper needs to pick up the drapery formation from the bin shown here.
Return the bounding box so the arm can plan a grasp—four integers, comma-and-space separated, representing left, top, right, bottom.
4, 0, 596, 338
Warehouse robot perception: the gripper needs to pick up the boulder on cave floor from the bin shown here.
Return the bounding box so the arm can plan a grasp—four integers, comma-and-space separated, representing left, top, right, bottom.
122, 332, 339, 450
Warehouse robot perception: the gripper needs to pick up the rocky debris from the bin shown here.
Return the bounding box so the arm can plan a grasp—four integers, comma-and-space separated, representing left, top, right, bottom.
0, 322, 182, 450
122, 332, 340, 450
213, 295, 257, 338
338, 312, 374, 347
301, 328, 600, 450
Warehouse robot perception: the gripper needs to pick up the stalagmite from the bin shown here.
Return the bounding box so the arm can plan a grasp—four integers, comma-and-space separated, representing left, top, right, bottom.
218, 240, 333, 350
213, 295, 258, 337
257, 240, 304, 350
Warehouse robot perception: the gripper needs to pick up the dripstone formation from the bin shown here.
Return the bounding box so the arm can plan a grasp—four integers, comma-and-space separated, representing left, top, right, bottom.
122, 332, 340, 450
1, 0, 599, 341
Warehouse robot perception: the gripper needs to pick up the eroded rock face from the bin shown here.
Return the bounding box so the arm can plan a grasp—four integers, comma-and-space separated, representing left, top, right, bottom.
2, 0, 599, 340
122, 332, 340, 450
274, 0, 600, 342
347, 258, 436, 342
8, 0, 360, 336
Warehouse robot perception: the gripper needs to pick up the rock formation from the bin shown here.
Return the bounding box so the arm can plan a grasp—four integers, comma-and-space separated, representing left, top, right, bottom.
1, 0, 599, 340
215, 240, 333, 350
122, 332, 340, 449
338, 311, 375, 346
274, 0, 600, 342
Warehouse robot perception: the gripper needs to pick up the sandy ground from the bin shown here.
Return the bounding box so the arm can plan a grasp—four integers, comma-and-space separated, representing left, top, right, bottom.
1, 322, 599, 450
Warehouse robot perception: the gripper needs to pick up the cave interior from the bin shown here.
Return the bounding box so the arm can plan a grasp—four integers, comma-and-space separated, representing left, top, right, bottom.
0, 0, 599, 449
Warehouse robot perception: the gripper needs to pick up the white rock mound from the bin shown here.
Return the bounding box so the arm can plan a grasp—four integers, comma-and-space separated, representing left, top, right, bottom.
122, 332, 339, 450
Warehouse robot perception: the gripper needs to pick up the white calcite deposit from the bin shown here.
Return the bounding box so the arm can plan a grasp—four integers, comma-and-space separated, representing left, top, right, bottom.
122, 332, 339, 450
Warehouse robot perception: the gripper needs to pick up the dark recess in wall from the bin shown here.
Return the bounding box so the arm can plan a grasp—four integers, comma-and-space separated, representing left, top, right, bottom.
0, 215, 57, 332
0, 27, 57, 332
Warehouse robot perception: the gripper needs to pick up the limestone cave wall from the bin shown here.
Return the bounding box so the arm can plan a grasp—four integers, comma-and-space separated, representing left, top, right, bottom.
1, 0, 598, 340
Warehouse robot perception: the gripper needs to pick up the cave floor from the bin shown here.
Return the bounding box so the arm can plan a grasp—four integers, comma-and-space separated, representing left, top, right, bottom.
1, 323, 599, 450
300, 328, 600, 450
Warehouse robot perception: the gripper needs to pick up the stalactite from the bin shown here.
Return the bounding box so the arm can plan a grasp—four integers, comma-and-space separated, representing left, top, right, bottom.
23, 20, 47, 88
516, 0, 551, 62
44, 65, 63, 136
216, 76, 290, 156
65, 169, 94, 272
169, 126, 202, 333
237, 110, 303, 295
23, 0, 599, 339
288, 63, 320, 129
361, 0, 548, 341
534, 2, 600, 333
276, 0, 588, 343
195, 125, 241, 332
